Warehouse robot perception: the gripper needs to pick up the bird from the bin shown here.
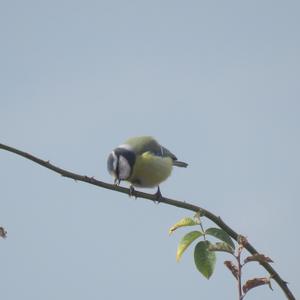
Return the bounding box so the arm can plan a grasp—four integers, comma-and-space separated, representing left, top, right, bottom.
107, 136, 188, 199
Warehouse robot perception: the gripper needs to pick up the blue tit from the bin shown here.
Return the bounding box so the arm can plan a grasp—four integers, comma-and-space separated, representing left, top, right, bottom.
107, 136, 188, 196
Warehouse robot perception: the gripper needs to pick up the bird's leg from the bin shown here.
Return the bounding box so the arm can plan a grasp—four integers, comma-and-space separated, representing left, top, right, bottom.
129, 184, 136, 198
114, 178, 121, 185
154, 186, 163, 203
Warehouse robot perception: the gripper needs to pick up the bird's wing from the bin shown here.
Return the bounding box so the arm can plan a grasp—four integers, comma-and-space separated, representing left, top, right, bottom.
159, 146, 178, 160
140, 138, 178, 160
124, 136, 179, 161
153, 145, 187, 167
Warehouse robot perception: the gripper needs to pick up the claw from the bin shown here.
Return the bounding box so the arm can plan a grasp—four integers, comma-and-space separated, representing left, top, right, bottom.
129, 185, 136, 198
114, 178, 121, 185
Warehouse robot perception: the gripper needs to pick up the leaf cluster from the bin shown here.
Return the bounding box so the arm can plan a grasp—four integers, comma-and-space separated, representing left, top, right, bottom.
170, 217, 235, 279
170, 217, 274, 299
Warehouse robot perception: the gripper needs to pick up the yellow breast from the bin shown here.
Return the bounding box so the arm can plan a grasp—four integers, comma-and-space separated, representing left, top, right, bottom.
128, 151, 173, 188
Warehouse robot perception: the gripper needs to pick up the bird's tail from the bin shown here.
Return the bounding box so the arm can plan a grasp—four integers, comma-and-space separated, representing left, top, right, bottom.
173, 160, 188, 168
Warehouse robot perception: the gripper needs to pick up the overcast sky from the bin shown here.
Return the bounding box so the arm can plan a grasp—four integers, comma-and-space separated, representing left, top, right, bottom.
0, 1, 299, 299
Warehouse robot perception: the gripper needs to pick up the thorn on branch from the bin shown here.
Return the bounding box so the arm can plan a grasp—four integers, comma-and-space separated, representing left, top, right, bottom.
237, 235, 248, 248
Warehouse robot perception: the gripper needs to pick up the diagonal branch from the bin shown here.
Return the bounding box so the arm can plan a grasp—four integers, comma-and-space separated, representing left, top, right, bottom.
0, 142, 295, 300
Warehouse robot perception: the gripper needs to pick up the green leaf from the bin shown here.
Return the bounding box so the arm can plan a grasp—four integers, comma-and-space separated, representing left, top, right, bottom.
209, 242, 234, 254
194, 241, 216, 279
176, 231, 203, 261
205, 227, 235, 249
169, 217, 200, 235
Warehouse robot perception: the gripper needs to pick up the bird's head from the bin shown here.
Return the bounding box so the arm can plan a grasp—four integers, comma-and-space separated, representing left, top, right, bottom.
107, 147, 136, 184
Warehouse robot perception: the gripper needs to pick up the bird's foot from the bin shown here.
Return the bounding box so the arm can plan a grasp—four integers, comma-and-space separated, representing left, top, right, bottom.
114, 178, 121, 186
129, 185, 137, 198
154, 186, 163, 203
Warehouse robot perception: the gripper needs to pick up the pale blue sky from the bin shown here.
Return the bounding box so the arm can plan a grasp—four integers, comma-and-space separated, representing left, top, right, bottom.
0, 1, 299, 299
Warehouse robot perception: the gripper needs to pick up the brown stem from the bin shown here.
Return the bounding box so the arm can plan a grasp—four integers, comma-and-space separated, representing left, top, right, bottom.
0, 142, 295, 300
237, 247, 243, 300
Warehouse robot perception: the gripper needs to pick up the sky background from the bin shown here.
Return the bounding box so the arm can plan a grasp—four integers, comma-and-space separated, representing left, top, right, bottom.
0, 1, 299, 299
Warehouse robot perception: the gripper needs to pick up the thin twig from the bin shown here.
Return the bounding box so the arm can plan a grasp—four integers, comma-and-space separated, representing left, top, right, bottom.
0, 142, 295, 300
236, 246, 244, 300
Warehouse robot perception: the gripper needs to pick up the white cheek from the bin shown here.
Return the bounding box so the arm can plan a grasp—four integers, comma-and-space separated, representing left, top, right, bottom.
118, 156, 131, 180
107, 151, 118, 177
112, 155, 117, 171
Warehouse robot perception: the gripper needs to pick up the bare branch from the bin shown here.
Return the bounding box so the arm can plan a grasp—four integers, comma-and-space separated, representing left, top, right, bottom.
0, 143, 295, 300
